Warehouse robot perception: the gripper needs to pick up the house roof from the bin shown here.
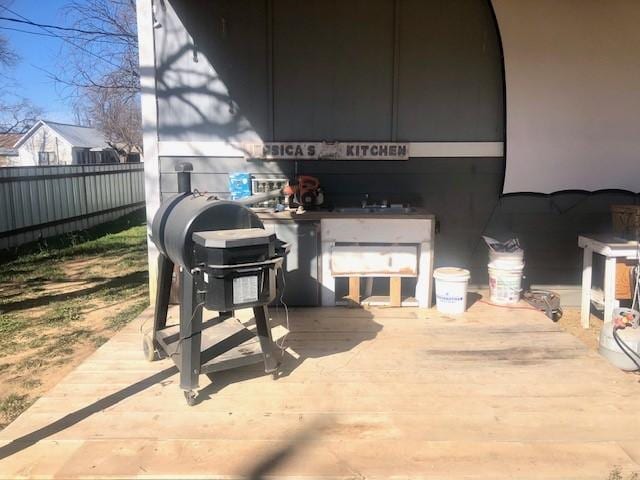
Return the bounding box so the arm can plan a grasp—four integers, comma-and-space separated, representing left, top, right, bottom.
14, 120, 111, 149
0, 133, 22, 150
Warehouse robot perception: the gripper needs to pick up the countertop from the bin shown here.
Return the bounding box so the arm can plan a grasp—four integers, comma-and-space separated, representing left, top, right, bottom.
252, 208, 435, 222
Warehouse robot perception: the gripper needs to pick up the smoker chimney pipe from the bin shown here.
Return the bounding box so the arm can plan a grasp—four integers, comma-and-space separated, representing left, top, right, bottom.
176, 162, 193, 193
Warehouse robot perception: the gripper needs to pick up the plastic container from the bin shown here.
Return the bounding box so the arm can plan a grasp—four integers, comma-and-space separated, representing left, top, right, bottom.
488, 261, 524, 304
489, 248, 524, 267
433, 267, 471, 314
228, 172, 252, 200
599, 314, 640, 371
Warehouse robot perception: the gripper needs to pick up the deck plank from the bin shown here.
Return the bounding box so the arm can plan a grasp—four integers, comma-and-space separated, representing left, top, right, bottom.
1, 304, 640, 478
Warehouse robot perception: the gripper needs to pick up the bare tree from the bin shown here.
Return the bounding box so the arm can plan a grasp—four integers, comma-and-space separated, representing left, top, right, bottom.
0, 34, 17, 69
0, 2, 41, 134
57, 0, 141, 157
0, 97, 40, 134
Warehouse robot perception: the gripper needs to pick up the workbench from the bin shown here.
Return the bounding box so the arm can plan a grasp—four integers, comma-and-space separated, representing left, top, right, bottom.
255, 209, 435, 308
578, 234, 639, 328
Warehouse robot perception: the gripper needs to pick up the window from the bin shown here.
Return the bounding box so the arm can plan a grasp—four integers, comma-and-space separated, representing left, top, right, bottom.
38, 152, 56, 165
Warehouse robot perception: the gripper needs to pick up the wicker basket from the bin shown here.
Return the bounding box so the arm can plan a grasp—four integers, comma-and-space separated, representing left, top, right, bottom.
611, 205, 640, 239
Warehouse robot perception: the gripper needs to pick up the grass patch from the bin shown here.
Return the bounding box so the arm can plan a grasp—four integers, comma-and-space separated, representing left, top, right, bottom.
0, 341, 20, 355
0, 393, 33, 425
106, 300, 149, 331
92, 335, 109, 348
0, 209, 146, 263
0, 313, 27, 336
27, 335, 50, 349
0, 211, 149, 431
608, 467, 639, 480
16, 356, 45, 370
45, 302, 83, 325
21, 378, 42, 389
96, 277, 147, 303
42, 329, 93, 357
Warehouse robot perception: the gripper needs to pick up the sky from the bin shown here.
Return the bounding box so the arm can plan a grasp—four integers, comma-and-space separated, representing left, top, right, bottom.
1, 0, 76, 123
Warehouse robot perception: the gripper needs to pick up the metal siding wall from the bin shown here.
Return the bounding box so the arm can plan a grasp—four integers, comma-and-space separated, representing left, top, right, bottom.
0, 164, 145, 249
155, 0, 269, 142
272, 0, 395, 141
396, 0, 504, 141
157, 0, 501, 143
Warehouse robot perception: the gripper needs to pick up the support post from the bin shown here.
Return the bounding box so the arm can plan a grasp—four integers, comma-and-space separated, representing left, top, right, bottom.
415, 241, 434, 308
604, 255, 617, 324
153, 254, 174, 334
580, 247, 593, 328
390, 277, 402, 307
179, 269, 203, 391
321, 241, 336, 306
253, 305, 279, 373
348, 276, 361, 305
137, 0, 161, 304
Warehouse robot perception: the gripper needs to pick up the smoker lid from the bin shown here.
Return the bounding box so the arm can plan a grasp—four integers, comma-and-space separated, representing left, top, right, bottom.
192, 228, 275, 249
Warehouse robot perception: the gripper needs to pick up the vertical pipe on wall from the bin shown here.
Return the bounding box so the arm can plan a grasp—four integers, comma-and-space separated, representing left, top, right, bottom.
137, 0, 161, 303
390, 0, 401, 141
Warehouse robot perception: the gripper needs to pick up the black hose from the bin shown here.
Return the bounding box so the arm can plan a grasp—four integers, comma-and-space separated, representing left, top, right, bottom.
612, 327, 640, 370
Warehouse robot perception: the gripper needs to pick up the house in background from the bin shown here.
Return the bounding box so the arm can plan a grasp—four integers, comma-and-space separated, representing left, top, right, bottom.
13, 120, 120, 166
0, 133, 22, 166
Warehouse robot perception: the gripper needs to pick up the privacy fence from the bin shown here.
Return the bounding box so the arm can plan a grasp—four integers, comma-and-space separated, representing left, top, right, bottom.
0, 163, 145, 249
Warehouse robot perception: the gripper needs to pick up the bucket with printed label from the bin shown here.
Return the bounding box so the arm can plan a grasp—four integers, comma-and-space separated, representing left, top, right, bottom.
488, 261, 524, 304
433, 267, 471, 314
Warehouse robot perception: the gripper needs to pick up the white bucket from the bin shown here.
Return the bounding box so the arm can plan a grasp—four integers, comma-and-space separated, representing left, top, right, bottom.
489, 249, 524, 267
433, 267, 471, 314
488, 261, 524, 304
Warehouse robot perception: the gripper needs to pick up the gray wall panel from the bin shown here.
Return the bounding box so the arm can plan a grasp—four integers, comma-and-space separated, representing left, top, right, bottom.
156, 0, 269, 142
396, 0, 504, 141
272, 0, 395, 141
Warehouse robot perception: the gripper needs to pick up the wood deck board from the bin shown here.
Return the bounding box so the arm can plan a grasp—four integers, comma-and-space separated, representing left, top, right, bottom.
1, 304, 640, 479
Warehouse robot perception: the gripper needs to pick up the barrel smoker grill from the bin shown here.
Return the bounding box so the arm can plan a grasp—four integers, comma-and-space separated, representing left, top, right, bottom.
147, 163, 288, 405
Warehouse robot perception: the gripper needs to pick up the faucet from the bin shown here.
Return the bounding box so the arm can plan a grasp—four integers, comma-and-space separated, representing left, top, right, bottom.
361, 194, 369, 209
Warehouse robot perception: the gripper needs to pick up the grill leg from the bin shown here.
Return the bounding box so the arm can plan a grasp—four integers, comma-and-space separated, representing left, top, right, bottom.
253, 305, 279, 373
153, 254, 174, 333
179, 269, 203, 392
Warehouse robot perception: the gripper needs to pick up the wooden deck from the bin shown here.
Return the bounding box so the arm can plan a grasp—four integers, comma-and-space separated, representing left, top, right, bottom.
2, 302, 640, 479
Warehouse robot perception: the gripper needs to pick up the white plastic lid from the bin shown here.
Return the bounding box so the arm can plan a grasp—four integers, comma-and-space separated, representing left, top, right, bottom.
433, 267, 470, 281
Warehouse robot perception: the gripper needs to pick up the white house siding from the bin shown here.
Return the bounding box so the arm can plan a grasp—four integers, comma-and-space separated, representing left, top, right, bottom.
16, 125, 73, 166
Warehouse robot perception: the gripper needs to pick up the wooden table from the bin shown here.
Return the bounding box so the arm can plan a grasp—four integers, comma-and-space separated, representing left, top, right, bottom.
578, 234, 639, 328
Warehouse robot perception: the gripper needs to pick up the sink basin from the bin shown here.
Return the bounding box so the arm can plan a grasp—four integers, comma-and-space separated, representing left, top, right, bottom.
335, 206, 415, 214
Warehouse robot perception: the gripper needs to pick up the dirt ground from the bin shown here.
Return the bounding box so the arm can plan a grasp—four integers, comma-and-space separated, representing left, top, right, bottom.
556, 307, 604, 352
0, 211, 149, 429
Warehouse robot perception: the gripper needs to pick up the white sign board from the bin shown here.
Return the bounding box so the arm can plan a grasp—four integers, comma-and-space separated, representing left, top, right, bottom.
247, 142, 409, 160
